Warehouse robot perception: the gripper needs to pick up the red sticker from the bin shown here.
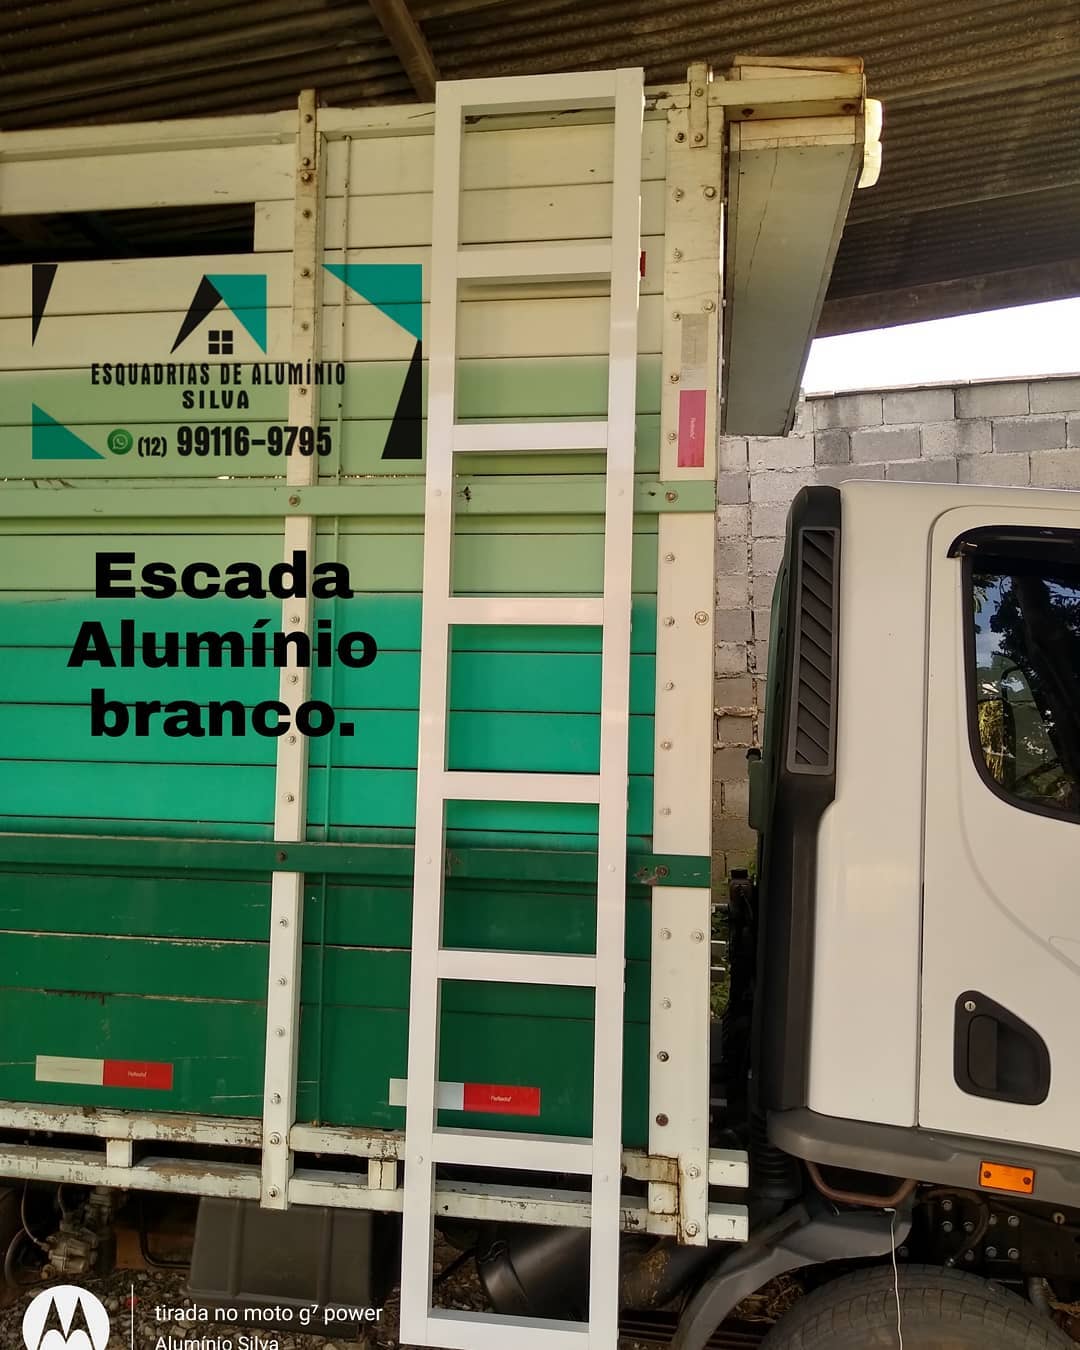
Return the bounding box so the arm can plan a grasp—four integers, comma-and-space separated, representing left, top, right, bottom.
677, 388, 707, 468
463, 1083, 541, 1116
102, 1059, 174, 1091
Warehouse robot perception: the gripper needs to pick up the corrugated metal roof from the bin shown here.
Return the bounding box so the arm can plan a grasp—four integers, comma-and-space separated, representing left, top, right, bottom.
3, 0, 1079, 328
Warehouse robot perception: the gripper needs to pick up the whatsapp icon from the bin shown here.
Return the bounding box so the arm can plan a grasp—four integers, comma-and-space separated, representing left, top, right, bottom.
107, 428, 134, 455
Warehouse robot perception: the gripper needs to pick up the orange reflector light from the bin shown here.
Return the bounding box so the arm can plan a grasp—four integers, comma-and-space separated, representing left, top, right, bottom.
979, 1162, 1035, 1195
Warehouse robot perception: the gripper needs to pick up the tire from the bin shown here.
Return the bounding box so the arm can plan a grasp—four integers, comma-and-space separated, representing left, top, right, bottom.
760, 1264, 1073, 1350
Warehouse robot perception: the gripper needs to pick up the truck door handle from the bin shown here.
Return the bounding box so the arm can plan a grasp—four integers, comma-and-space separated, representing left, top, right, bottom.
954, 992, 1050, 1106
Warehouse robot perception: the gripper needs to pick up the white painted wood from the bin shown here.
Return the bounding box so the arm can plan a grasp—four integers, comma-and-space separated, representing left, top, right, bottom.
647, 517, 715, 1243
708, 1148, 751, 1188
659, 103, 722, 481
105, 1139, 134, 1168
442, 770, 601, 804
0, 110, 296, 160
258, 179, 667, 250
5, 294, 665, 369
320, 118, 667, 197
447, 596, 604, 625
453, 420, 608, 452
0, 145, 295, 216
437, 948, 598, 986
708, 1203, 751, 1242
458, 242, 612, 282
262, 91, 324, 1212
431, 1128, 593, 1172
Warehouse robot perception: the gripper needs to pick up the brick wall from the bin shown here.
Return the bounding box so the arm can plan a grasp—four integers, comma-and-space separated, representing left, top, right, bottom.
712, 372, 1080, 871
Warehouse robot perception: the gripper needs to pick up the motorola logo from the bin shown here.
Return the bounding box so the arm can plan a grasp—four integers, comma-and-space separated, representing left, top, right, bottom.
21, 1285, 110, 1350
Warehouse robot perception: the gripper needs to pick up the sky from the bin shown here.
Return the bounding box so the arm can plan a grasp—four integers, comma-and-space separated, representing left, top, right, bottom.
803, 297, 1080, 394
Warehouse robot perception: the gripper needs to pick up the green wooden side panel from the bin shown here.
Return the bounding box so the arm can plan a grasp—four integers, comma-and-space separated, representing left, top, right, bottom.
0, 872, 653, 1144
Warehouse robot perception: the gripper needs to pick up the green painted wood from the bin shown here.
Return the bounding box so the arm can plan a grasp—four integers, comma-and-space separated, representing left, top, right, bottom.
9, 705, 656, 775
0, 933, 649, 1022
0, 529, 659, 594
0, 594, 659, 653
0, 415, 663, 483
0, 871, 652, 958
0, 356, 662, 427
0, 760, 654, 836
0, 478, 712, 520
0, 838, 707, 886
2, 650, 657, 714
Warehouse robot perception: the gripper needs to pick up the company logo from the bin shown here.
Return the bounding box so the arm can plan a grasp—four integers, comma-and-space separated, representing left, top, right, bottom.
21, 1285, 110, 1350
171, 274, 267, 353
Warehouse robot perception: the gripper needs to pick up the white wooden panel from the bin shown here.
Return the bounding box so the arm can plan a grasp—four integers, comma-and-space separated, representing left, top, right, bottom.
0, 254, 292, 320
321, 117, 666, 196
257, 179, 666, 250
0, 145, 295, 215
4, 294, 664, 368
0, 241, 663, 321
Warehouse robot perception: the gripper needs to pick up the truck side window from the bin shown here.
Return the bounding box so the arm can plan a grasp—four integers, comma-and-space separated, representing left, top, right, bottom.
970, 554, 1080, 821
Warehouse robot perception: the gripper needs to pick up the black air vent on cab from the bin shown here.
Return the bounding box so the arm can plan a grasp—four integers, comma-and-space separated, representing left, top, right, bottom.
785, 527, 839, 774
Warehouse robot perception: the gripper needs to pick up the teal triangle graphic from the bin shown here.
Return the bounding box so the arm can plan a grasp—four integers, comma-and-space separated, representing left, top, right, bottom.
32, 405, 103, 460
324, 263, 422, 341
206, 273, 267, 350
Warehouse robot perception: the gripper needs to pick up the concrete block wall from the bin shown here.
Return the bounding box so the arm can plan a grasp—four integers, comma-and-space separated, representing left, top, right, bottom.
713, 373, 1080, 872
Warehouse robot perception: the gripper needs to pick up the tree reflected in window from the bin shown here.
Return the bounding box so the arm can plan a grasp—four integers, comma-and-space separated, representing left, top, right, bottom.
972, 558, 1080, 820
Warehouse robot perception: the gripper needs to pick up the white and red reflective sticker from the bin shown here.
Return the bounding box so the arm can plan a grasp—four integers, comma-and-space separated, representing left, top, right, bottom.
36, 1055, 174, 1091
676, 311, 709, 468
389, 1077, 541, 1117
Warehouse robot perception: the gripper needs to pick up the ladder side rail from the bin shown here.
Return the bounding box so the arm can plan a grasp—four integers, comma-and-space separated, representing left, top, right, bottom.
399, 77, 465, 1347
588, 66, 645, 1345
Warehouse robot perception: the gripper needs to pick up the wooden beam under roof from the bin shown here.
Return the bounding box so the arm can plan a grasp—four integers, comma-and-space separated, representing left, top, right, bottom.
368, 0, 439, 102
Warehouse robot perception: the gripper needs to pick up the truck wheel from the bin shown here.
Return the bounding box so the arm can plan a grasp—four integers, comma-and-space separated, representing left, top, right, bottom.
760, 1264, 1073, 1349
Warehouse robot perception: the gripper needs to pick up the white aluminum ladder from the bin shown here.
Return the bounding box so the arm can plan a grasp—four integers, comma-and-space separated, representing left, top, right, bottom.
399, 67, 645, 1350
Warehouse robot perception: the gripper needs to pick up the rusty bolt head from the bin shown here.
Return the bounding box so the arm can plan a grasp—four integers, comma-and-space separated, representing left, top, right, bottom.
672, 248, 683, 260
693, 132, 705, 143
655, 1113, 669, 1127
275, 1026, 286, 1038
667, 431, 677, 442
290, 612, 301, 624
669, 372, 680, 383
276, 850, 288, 863
672, 310, 681, 320
300, 171, 313, 183
304, 112, 314, 123
663, 616, 675, 626
300, 267, 312, 278
703, 185, 718, 199
664, 552, 675, 562
842, 102, 856, 113
693, 86, 704, 97
703, 299, 716, 312
672, 188, 684, 202
691, 929, 705, 943
675, 131, 686, 143
657, 1050, 669, 1062
289, 494, 301, 506
695, 610, 709, 624
302, 208, 313, 219
659, 928, 672, 941
267, 1186, 280, 1199
284, 791, 296, 801
685, 1222, 700, 1237
269, 1132, 282, 1146
271, 1092, 282, 1104
661, 997, 672, 1009
660, 739, 672, 750
656, 865, 669, 878
299, 386, 308, 395
666, 490, 678, 502
688, 1165, 701, 1178
741, 107, 754, 117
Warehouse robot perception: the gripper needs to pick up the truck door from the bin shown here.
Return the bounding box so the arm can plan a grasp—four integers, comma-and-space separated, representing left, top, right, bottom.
920, 506, 1080, 1153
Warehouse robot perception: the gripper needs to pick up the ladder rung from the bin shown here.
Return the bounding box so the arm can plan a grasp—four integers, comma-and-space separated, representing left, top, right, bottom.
452, 420, 608, 453
458, 242, 612, 283
447, 596, 603, 626
431, 1127, 593, 1173
442, 770, 601, 804
439, 948, 598, 987
425, 1309, 589, 1350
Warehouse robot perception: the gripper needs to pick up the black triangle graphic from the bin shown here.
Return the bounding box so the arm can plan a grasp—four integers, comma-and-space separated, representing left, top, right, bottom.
31, 263, 58, 345
171, 275, 223, 353
33, 1295, 68, 1348
66, 1296, 94, 1342
381, 341, 422, 460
